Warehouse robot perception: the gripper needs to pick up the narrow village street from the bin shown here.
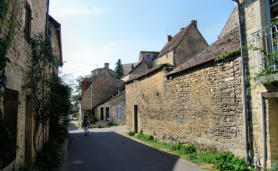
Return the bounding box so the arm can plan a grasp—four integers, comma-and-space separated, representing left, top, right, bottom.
60, 121, 204, 171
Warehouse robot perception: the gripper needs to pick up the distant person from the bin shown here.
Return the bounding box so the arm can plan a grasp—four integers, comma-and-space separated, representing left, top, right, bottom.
83, 116, 90, 135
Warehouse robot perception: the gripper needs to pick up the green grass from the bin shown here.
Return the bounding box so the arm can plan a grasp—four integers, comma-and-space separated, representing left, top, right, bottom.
126, 131, 253, 171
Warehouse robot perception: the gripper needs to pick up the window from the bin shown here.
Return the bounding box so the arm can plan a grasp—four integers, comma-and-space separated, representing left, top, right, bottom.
24, 2, 32, 43
106, 107, 109, 121
117, 107, 122, 120
146, 54, 151, 60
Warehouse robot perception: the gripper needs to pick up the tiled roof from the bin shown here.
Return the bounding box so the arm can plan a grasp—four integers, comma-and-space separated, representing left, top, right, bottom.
94, 91, 125, 108
125, 64, 173, 84
122, 63, 137, 75
158, 22, 194, 58
167, 28, 240, 76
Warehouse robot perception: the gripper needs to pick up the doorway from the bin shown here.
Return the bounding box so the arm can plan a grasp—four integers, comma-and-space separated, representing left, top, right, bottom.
3, 88, 18, 168
134, 105, 138, 133
267, 98, 278, 163
101, 107, 104, 120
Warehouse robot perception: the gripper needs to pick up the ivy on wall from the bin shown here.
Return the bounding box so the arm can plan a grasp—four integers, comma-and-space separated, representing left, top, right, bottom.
0, 0, 20, 169
25, 35, 62, 152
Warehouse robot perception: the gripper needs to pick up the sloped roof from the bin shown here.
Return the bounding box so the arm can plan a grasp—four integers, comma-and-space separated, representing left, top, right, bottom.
122, 63, 137, 75
167, 28, 240, 76
125, 64, 172, 84
94, 91, 125, 108
158, 22, 195, 58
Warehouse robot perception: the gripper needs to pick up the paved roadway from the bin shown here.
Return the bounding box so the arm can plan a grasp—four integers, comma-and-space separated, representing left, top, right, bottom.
60, 121, 204, 171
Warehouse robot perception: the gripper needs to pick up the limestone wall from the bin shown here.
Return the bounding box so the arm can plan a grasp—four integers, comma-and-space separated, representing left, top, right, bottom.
126, 56, 246, 157
126, 68, 169, 132
95, 93, 126, 125
2, 0, 49, 170
166, 56, 245, 157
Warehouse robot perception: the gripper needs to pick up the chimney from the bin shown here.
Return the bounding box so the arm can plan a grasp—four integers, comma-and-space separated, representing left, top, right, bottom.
104, 63, 109, 69
167, 35, 172, 42
191, 20, 197, 27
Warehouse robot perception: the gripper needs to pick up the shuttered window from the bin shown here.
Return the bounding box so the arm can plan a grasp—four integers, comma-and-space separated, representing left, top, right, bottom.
24, 2, 32, 43
1, 88, 19, 168
117, 107, 122, 120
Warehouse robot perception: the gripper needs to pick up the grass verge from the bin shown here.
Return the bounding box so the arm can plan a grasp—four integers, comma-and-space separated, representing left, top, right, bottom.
125, 130, 253, 171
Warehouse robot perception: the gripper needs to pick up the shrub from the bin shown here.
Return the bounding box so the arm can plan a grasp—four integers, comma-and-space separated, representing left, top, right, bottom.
272, 161, 278, 171
214, 152, 252, 171
128, 131, 135, 136
179, 145, 197, 155
35, 141, 64, 171
90, 117, 97, 124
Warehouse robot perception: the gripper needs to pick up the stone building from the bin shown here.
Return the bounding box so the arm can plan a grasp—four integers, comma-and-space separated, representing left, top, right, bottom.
121, 51, 159, 82
125, 28, 244, 156
81, 63, 124, 118
153, 20, 208, 67
233, 0, 278, 169
0, 0, 62, 170
94, 91, 126, 125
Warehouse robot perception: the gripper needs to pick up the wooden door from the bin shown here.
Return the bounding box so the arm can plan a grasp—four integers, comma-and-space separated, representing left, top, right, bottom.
134, 105, 138, 133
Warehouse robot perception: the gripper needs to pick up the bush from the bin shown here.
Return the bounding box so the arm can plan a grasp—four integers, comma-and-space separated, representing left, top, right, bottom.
90, 117, 97, 124
128, 131, 135, 136
214, 152, 252, 171
179, 145, 196, 155
272, 161, 278, 171
35, 141, 64, 171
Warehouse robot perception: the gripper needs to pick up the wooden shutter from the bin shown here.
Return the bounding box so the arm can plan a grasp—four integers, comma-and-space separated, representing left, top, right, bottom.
3, 88, 19, 167
24, 3, 32, 42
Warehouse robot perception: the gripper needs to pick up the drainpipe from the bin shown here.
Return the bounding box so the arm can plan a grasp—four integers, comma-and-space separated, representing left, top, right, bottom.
232, 0, 250, 163
261, 94, 266, 168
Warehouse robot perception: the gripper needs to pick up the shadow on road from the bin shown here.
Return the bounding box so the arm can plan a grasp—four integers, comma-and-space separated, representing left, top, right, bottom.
61, 130, 203, 171
67, 121, 79, 132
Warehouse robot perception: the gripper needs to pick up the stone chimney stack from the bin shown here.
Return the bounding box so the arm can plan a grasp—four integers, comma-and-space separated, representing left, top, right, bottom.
167, 35, 172, 42
191, 20, 197, 27
104, 63, 109, 69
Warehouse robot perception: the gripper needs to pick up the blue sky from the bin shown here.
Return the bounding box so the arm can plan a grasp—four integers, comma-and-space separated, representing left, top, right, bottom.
50, 0, 236, 81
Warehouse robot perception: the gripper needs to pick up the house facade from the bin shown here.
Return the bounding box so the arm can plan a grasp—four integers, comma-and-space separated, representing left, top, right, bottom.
95, 92, 126, 125
121, 51, 159, 82
237, 0, 278, 168
0, 0, 62, 170
81, 63, 124, 118
153, 20, 208, 67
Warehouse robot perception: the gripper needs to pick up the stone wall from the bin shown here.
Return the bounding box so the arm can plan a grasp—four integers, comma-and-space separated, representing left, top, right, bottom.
95, 93, 126, 125
125, 67, 170, 133
219, 8, 239, 39
81, 68, 124, 112
240, 0, 277, 168
126, 56, 246, 157
165, 56, 245, 157
1, 0, 49, 170
174, 25, 208, 67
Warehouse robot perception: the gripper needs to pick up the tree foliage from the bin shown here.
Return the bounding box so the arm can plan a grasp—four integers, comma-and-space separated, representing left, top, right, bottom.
114, 59, 124, 79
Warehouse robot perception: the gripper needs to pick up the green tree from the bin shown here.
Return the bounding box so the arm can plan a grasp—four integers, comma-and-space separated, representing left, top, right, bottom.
114, 59, 124, 79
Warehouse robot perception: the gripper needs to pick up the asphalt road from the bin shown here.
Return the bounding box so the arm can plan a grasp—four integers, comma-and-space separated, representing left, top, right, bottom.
61, 122, 204, 171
